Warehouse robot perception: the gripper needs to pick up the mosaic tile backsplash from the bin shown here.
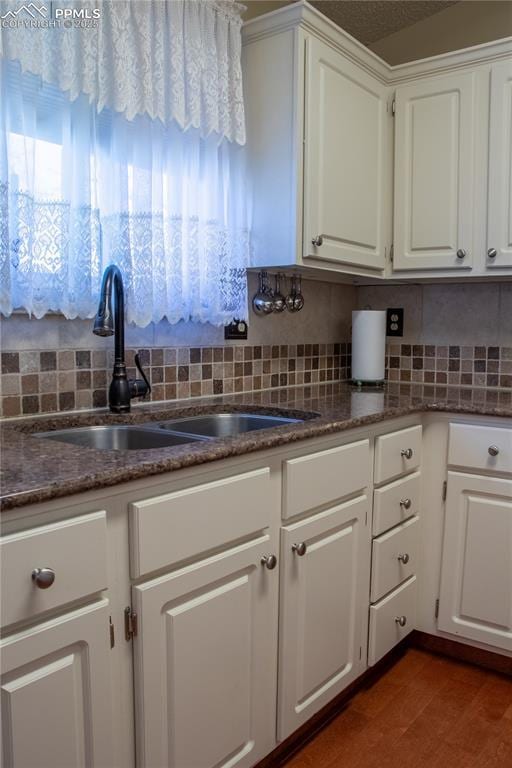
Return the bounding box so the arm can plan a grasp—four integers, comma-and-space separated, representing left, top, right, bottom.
0, 343, 352, 417
1, 343, 510, 418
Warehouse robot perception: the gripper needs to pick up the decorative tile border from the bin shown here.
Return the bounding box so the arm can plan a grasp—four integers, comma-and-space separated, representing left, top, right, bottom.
385, 344, 512, 389
2, 343, 510, 418
0, 343, 352, 417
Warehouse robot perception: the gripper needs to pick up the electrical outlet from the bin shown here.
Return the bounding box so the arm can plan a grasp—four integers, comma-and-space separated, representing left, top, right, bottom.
224, 318, 248, 340
386, 308, 404, 337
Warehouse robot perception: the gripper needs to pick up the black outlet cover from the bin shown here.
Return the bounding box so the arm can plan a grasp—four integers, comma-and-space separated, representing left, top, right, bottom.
224, 318, 248, 340
386, 307, 404, 337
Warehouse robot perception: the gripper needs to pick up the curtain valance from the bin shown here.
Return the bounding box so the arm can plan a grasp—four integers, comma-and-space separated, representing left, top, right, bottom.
0, 0, 246, 145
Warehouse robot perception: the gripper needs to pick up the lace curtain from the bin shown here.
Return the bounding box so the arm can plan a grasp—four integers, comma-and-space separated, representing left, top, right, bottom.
0, 0, 246, 144
0, 1, 249, 326
0, 61, 249, 324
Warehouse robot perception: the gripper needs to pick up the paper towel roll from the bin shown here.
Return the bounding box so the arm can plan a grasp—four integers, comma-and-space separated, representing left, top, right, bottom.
351, 310, 386, 383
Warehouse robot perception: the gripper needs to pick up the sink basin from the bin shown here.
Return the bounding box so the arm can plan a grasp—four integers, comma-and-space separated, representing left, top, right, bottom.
35, 425, 206, 451
156, 412, 303, 438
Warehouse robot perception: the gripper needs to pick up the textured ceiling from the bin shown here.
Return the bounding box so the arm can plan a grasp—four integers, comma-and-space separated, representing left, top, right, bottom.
309, 1, 459, 44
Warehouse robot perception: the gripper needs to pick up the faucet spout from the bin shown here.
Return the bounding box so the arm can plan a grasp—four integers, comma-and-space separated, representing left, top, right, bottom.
93, 266, 150, 413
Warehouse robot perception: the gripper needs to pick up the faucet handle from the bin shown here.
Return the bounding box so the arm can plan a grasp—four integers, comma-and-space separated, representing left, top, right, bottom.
130, 353, 152, 399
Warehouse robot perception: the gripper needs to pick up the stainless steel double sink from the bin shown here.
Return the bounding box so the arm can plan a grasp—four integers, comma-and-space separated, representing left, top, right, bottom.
35, 413, 304, 451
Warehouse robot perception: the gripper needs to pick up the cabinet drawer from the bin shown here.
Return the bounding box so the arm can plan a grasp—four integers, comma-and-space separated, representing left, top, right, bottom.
374, 425, 422, 484
130, 468, 271, 577
368, 576, 417, 666
448, 423, 512, 475
373, 471, 420, 536
371, 516, 419, 602
283, 440, 369, 519
0, 511, 107, 629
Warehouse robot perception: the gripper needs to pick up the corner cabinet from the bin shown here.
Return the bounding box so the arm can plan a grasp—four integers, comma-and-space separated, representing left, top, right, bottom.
392, 71, 478, 271
242, 2, 512, 281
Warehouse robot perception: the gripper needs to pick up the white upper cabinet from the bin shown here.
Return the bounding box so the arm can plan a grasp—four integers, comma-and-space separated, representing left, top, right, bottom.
243, 2, 512, 281
393, 72, 478, 271
303, 38, 390, 271
487, 60, 512, 269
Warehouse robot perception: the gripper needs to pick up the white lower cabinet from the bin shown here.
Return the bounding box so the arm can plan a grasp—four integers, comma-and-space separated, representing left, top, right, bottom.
277, 495, 369, 740
0, 599, 113, 768
131, 535, 279, 768
438, 472, 512, 651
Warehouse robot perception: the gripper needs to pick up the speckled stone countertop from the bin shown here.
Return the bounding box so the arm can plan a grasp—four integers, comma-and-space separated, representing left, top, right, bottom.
1, 382, 511, 512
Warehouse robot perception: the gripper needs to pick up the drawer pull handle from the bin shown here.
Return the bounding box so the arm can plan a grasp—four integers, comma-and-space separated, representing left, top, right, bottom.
261, 554, 277, 570
31, 567, 55, 589
292, 542, 307, 556
400, 498, 412, 510
397, 553, 410, 564
401, 448, 413, 459
488, 445, 499, 457
395, 615, 407, 627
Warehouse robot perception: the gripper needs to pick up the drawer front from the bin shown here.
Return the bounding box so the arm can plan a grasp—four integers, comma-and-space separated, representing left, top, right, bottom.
372, 472, 421, 536
283, 440, 369, 519
448, 423, 512, 475
130, 468, 271, 577
374, 425, 422, 484
368, 575, 417, 666
0, 511, 107, 629
371, 516, 419, 602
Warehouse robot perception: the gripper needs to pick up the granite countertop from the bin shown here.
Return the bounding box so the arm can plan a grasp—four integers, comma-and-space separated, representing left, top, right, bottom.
1, 382, 511, 512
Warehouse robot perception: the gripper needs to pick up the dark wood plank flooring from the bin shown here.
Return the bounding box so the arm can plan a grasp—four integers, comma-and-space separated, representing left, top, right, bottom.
285, 649, 512, 768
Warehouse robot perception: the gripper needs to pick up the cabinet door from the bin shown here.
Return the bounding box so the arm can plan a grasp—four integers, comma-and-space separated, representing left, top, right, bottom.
132, 535, 279, 768
278, 495, 369, 740
438, 472, 512, 651
487, 60, 512, 268
303, 37, 390, 272
1, 600, 113, 768
393, 72, 477, 270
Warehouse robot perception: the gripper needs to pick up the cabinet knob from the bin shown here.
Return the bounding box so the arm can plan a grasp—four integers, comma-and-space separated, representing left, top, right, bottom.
311, 235, 323, 247
397, 553, 410, 564
292, 542, 307, 556
400, 498, 412, 510
261, 554, 277, 570
487, 248, 497, 259
401, 448, 413, 459
31, 567, 55, 589
395, 615, 407, 627
488, 445, 500, 457
456, 249, 466, 260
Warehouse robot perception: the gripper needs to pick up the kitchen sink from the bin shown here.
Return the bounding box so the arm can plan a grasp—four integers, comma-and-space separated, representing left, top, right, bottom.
156, 412, 303, 438
35, 425, 206, 451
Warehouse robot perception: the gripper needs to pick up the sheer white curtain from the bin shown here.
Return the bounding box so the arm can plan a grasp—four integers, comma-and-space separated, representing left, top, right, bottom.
0, 1, 249, 326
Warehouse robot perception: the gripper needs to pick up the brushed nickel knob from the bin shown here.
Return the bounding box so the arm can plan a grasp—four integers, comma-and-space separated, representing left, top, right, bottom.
311, 235, 323, 247
292, 542, 307, 556
31, 567, 55, 589
488, 445, 500, 457
456, 249, 466, 259
261, 554, 277, 570
401, 448, 413, 459
400, 498, 412, 510
397, 553, 410, 564
395, 615, 407, 627
487, 248, 497, 259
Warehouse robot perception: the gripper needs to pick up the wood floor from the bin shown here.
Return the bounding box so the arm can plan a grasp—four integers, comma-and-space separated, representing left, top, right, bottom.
285, 649, 512, 768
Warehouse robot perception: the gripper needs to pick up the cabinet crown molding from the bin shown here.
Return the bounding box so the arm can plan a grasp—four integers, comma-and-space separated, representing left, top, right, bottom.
242, 0, 512, 84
